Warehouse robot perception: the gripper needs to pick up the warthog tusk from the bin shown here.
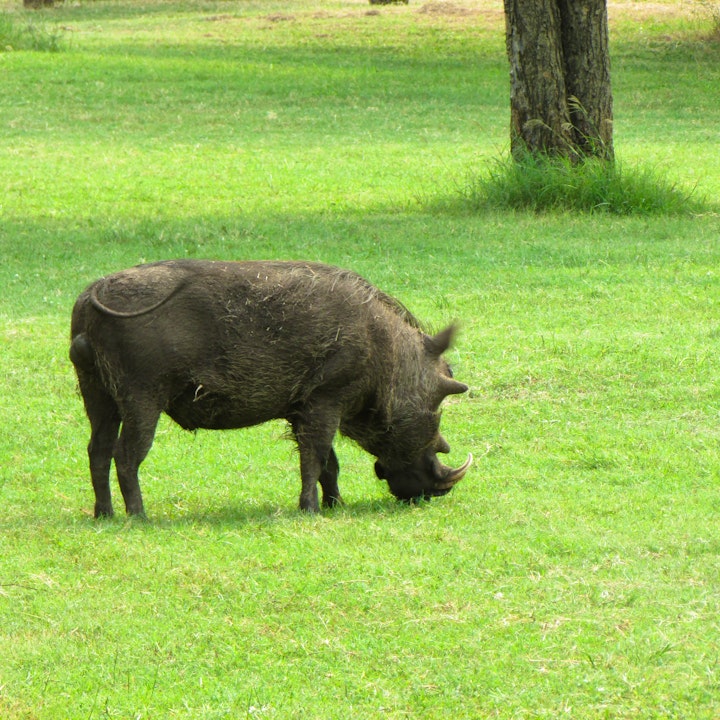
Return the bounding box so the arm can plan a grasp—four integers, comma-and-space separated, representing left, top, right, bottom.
434, 453, 473, 490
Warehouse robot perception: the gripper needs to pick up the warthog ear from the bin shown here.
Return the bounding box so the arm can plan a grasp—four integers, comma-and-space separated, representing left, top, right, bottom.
439, 376, 469, 397
423, 325, 457, 357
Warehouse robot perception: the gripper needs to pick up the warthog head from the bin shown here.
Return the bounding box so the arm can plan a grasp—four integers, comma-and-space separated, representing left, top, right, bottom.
366, 326, 473, 502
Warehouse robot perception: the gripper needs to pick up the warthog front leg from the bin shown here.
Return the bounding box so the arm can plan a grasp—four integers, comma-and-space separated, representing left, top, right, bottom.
292, 405, 341, 513
319, 448, 342, 508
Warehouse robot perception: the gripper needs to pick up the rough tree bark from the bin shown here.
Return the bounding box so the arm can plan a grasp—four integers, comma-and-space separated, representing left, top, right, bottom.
504, 0, 614, 162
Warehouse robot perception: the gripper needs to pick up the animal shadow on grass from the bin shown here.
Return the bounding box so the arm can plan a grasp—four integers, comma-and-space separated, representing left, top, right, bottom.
153, 496, 418, 529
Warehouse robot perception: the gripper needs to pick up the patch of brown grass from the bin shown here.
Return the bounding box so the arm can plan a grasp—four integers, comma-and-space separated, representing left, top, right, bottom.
417, 1, 476, 16
609, 1, 690, 23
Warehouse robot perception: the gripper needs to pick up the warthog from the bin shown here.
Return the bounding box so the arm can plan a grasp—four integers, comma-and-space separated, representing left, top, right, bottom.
70, 260, 471, 516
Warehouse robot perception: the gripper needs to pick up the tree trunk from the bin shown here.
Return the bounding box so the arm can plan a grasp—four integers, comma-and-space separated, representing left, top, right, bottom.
504, 0, 613, 162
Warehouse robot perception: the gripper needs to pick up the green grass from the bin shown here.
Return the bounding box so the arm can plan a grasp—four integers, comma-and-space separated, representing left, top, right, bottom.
1, 1, 720, 717
460, 152, 708, 214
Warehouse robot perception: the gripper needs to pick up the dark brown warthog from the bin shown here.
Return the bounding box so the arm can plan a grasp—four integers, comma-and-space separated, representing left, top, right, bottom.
69, 260, 472, 517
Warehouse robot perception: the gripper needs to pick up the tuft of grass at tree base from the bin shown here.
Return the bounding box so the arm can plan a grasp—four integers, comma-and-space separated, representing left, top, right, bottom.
461, 151, 709, 215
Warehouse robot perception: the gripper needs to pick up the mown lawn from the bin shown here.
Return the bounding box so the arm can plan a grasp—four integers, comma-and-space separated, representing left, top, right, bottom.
1, 1, 719, 717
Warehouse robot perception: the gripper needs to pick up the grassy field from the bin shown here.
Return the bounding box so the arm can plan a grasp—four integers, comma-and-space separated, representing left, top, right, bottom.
1, 0, 720, 717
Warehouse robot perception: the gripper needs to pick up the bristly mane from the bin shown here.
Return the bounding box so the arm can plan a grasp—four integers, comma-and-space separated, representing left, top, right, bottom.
373, 288, 424, 331
326, 265, 425, 332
